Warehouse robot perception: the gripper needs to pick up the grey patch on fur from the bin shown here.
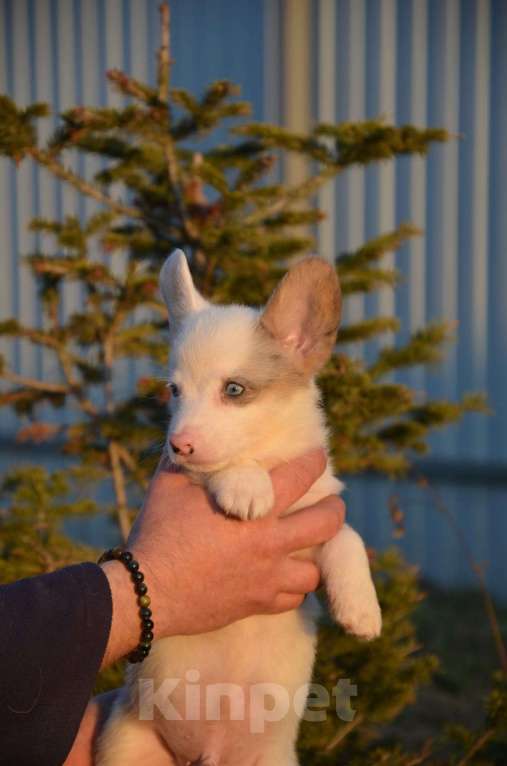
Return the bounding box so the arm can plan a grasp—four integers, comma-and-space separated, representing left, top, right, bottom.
222, 322, 307, 406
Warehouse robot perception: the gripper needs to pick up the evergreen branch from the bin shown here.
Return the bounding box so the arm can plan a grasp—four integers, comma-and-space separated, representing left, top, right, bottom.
158, 3, 171, 103
315, 120, 450, 166
243, 166, 337, 226
1, 368, 69, 395
369, 323, 453, 378
340, 268, 401, 295
405, 741, 433, 766
116, 444, 148, 490
163, 144, 200, 244
337, 224, 422, 270
107, 69, 160, 105
0, 319, 60, 350
455, 729, 495, 766
338, 317, 400, 344
324, 713, 364, 751
27, 147, 139, 219
234, 123, 334, 163
45, 300, 99, 418
109, 441, 132, 541
0, 95, 50, 160
154, 4, 200, 247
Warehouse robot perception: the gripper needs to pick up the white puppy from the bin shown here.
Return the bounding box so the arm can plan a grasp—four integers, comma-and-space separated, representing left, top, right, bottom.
97, 251, 381, 766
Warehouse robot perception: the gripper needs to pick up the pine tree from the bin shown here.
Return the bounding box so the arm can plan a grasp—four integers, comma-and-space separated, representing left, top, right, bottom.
0, 4, 502, 763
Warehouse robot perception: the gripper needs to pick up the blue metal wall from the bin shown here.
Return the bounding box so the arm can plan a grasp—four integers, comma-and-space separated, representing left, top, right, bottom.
315, 0, 507, 467
1, 0, 506, 468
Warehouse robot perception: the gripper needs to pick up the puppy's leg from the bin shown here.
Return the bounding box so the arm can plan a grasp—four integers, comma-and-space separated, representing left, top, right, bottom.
96, 712, 175, 766
207, 463, 274, 520
319, 524, 382, 640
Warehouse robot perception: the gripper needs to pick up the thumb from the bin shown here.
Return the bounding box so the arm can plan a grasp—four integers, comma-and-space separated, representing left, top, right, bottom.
269, 449, 327, 516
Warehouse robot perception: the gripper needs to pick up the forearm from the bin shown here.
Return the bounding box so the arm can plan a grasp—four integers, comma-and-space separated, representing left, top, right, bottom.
0, 563, 112, 766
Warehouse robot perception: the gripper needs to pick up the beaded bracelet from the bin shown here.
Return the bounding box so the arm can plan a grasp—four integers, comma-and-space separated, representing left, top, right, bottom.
98, 547, 155, 664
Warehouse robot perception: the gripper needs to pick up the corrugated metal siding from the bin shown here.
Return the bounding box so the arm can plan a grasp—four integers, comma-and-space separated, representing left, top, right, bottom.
0, 0, 506, 468
345, 472, 507, 601
0, 0, 265, 432
314, 0, 507, 467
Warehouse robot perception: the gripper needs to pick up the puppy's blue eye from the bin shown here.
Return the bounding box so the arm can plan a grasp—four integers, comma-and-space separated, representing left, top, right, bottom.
169, 383, 180, 397
224, 381, 245, 397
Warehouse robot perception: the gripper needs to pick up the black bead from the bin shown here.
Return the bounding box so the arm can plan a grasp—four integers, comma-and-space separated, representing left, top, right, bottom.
120, 550, 133, 563
139, 607, 152, 619
126, 559, 139, 572
112, 547, 123, 559
140, 645, 150, 657
141, 630, 154, 642
142, 619, 154, 631
135, 583, 148, 596
132, 571, 144, 583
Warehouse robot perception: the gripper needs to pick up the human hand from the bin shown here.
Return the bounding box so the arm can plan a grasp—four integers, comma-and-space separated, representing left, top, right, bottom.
100, 449, 345, 666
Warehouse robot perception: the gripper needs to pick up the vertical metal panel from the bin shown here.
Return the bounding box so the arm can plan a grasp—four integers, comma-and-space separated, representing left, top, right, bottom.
395, 0, 427, 395
364, 0, 396, 360
456, 0, 490, 459
282, 0, 311, 185
334, 0, 366, 359
317, 0, 336, 261
425, 0, 460, 458
0, 2, 17, 434
263, 0, 282, 127
11, 0, 39, 383
488, 0, 507, 463
315, 0, 503, 467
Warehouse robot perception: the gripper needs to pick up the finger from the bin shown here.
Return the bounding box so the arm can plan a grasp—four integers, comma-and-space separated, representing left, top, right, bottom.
277, 495, 345, 552
278, 559, 321, 595
268, 593, 305, 614
269, 448, 327, 517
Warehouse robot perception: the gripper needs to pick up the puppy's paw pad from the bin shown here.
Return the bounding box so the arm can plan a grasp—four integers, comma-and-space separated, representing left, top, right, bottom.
342, 607, 382, 641
209, 468, 274, 520
337, 597, 382, 641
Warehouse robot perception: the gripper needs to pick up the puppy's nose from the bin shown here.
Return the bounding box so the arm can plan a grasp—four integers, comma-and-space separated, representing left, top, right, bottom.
169, 433, 194, 456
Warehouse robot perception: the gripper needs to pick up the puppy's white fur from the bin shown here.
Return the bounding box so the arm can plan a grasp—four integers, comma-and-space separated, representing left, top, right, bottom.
97, 251, 381, 766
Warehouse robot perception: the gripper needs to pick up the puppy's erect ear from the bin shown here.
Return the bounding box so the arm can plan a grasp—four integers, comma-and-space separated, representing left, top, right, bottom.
159, 249, 209, 335
260, 257, 341, 375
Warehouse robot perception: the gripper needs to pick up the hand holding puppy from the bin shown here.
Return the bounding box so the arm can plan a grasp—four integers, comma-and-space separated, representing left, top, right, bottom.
100, 448, 344, 667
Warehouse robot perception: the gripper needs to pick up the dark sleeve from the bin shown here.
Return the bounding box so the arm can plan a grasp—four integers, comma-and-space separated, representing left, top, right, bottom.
0, 562, 112, 766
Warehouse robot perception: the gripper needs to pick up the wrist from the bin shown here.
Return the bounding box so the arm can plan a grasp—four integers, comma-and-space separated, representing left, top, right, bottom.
127, 545, 180, 639
99, 560, 142, 668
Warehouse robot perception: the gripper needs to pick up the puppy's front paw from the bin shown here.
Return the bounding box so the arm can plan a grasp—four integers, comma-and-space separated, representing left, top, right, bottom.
335, 586, 382, 641
208, 466, 274, 520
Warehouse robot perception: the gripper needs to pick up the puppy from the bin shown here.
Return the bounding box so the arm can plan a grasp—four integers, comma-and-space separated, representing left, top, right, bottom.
97, 250, 381, 766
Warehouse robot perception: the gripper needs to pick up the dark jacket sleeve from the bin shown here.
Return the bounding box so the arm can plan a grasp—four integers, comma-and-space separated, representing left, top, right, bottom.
0, 562, 113, 766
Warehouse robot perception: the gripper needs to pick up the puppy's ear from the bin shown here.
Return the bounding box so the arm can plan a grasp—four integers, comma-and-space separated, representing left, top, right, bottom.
260, 257, 341, 375
159, 249, 209, 335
